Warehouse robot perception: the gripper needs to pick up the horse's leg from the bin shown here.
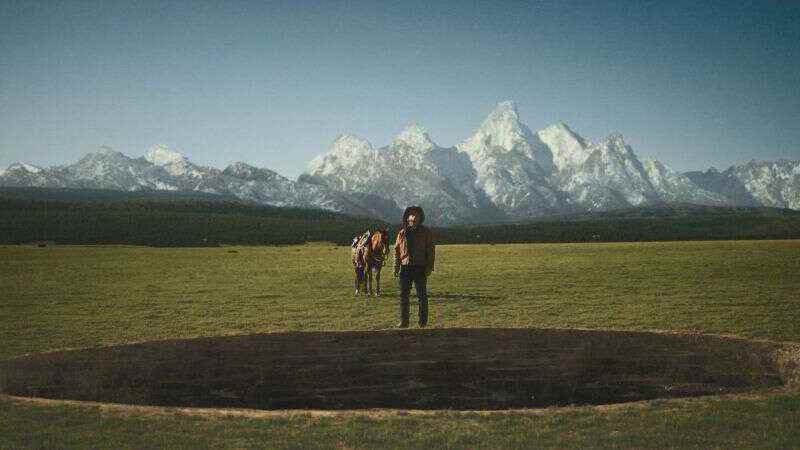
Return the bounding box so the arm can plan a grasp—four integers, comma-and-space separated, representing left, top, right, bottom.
375, 266, 382, 296
366, 263, 374, 297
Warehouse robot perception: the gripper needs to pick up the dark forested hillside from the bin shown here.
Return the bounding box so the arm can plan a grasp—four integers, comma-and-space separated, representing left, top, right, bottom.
0, 188, 384, 246
2, 188, 799, 246
436, 204, 800, 244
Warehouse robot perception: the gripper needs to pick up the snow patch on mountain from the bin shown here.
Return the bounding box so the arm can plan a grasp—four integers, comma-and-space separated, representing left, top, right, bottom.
393, 123, 436, 153
305, 122, 505, 224
456, 101, 565, 217
308, 134, 375, 174
458, 101, 535, 157
454, 101, 563, 217
0, 162, 70, 188
8, 162, 43, 174
306, 134, 380, 190
537, 122, 591, 172
145, 144, 187, 166
644, 159, 727, 205
732, 160, 800, 209
144, 144, 201, 177
567, 133, 657, 207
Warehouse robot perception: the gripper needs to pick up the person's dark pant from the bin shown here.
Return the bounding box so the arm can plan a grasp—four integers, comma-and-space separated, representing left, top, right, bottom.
398, 265, 428, 327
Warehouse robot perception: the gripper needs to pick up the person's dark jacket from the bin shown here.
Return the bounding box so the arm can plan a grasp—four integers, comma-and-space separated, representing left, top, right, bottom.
394, 206, 435, 275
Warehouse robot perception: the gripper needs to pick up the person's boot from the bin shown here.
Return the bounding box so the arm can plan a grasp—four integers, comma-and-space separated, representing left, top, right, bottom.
398, 299, 410, 328
418, 297, 428, 328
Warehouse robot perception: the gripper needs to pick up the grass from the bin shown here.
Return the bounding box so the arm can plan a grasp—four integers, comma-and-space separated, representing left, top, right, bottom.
1, 240, 800, 448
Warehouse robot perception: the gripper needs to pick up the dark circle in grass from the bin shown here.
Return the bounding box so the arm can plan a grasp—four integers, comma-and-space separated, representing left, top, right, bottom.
1, 329, 796, 410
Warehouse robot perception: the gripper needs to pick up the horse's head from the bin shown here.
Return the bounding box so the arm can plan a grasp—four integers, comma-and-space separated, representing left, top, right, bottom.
371, 229, 389, 255
370, 229, 389, 254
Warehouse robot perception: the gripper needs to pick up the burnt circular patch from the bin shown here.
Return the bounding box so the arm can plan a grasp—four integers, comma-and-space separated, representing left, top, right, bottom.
0, 329, 789, 410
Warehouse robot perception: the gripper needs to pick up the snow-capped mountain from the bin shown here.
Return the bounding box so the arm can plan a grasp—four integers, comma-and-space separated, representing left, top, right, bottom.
2, 100, 798, 225
536, 123, 591, 173
455, 101, 567, 218
0, 162, 71, 187
303, 101, 798, 224
562, 132, 659, 210
684, 160, 800, 209
54, 146, 175, 191
305, 123, 504, 224
645, 160, 727, 205
0, 145, 399, 221
306, 134, 381, 192
220, 161, 374, 213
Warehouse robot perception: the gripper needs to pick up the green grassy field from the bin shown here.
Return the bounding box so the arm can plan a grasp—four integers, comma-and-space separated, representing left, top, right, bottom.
2, 240, 800, 449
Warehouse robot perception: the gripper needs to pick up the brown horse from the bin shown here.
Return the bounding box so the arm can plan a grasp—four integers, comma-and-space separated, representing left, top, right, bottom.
364, 228, 389, 297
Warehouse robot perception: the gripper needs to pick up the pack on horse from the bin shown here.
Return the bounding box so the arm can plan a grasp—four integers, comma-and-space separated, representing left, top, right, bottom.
351, 230, 370, 296
364, 228, 389, 297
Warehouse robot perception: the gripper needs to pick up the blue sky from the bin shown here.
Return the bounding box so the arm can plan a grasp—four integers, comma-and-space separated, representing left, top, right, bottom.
1, 0, 798, 178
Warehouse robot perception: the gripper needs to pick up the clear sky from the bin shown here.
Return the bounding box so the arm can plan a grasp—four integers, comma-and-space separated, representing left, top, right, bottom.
2, 0, 799, 179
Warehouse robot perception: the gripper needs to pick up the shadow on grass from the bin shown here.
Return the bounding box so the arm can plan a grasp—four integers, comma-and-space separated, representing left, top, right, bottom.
0, 329, 792, 411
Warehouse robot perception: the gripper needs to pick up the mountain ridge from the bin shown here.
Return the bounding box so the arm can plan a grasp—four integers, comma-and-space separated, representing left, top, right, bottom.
2, 101, 798, 225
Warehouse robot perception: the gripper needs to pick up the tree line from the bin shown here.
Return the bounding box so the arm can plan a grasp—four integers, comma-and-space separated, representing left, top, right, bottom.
0, 197, 383, 246
2, 194, 799, 246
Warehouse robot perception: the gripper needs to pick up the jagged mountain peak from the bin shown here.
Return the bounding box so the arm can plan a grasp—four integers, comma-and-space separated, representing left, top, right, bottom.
644, 158, 670, 175
537, 122, 590, 171
541, 121, 572, 134
458, 100, 535, 156
539, 122, 588, 147
96, 145, 119, 156
315, 134, 374, 164
0, 161, 69, 188
480, 100, 525, 134
224, 161, 257, 178
393, 123, 436, 152
644, 158, 729, 206
487, 100, 519, 121
226, 161, 255, 170
644, 158, 665, 168
603, 132, 627, 145
6, 162, 43, 174
307, 133, 376, 178
223, 161, 285, 183
593, 132, 635, 158
225, 161, 279, 176
145, 144, 187, 166
330, 134, 373, 154
78, 146, 132, 164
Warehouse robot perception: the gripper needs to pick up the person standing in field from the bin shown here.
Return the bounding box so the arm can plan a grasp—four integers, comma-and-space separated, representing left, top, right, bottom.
394, 205, 435, 328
